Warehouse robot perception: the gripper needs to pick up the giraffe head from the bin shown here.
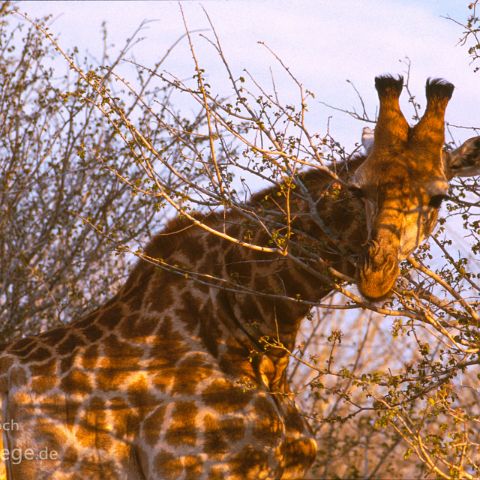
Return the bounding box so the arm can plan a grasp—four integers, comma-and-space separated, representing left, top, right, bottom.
351, 75, 480, 300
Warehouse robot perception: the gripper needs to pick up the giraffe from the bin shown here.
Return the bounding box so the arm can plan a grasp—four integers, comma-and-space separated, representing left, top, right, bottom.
0, 75, 479, 480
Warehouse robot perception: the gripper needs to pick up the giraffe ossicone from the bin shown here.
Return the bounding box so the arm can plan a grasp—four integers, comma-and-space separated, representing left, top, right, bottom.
0, 76, 479, 479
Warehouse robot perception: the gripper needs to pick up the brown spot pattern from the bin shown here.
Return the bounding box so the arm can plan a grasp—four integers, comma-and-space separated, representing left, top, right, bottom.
202, 379, 253, 413
143, 405, 166, 446
165, 401, 198, 447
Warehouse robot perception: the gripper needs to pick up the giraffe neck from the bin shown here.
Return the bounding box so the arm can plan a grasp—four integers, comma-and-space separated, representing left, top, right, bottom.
102, 157, 367, 387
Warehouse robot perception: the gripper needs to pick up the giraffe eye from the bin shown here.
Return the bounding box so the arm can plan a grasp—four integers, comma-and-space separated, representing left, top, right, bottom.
428, 194, 448, 208
349, 185, 365, 199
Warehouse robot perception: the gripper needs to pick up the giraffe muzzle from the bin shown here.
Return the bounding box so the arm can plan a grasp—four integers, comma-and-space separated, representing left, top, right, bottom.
357, 241, 399, 300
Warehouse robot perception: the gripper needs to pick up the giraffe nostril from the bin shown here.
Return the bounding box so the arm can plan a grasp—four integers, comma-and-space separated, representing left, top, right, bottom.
365, 240, 388, 269
358, 248, 400, 301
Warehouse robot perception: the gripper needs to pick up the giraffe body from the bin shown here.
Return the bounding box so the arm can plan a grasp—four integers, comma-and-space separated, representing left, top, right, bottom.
1, 76, 480, 479
0, 164, 357, 479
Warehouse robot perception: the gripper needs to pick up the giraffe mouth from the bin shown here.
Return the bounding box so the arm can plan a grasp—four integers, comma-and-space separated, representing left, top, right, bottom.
357, 241, 399, 301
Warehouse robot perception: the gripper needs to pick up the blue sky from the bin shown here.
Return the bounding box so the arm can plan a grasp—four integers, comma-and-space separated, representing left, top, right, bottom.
17, 1, 480, 150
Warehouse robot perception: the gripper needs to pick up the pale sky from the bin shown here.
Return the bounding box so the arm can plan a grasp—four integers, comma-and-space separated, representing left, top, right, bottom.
17, 1, 480, 150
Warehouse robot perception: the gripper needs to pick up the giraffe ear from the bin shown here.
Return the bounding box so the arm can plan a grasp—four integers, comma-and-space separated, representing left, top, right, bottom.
361, 127, 375, 155
445, 136, 480, 178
